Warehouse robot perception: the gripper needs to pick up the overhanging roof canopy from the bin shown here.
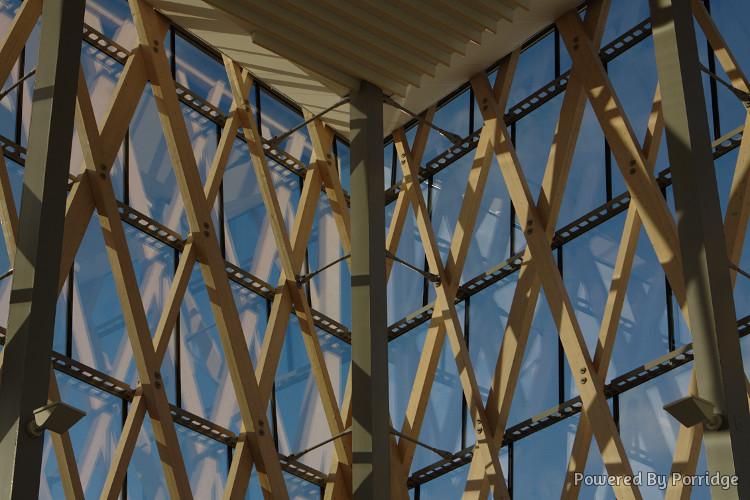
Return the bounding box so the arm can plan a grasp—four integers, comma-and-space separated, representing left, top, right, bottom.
146, 0, 582, 137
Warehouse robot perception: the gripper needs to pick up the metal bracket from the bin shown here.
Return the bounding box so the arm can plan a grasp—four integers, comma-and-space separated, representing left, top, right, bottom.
26, 401, 87, 438
296, 253, 350, 287
385, 250, 441, 284
390, 426, 453, 460
267, 96, 350, 148
664, 394, 723, 430
699, 62, 750, 108
287, 427, 352, 461
383, 96, 464, 146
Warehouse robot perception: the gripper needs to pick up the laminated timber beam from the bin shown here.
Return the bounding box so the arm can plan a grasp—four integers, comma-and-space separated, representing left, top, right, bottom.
392, 51, 519, 496
0, 0, 86, 498
461, 2, 611, 498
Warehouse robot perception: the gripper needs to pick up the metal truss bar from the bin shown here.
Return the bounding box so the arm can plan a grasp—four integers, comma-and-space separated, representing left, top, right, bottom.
729, 262, 750, 281
0, 67, 35, 102
4, 308, 738, 493
383, 96, 463, 145
267, 96, 350, 148
389, 428, 452, 460
699, 62, 750, 106
297, 252, 351, 285
79, 21, 313, 183
386, 123, 744, 342
288, 428, 352, 462
0, 340, 331, 488
408, 313, 750, 488
385, 250, 440, 283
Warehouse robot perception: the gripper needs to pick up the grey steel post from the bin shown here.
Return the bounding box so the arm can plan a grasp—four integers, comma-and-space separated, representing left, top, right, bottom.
0, 0, 85, 497
649, 0, 750, 496
350, 80, 390, 498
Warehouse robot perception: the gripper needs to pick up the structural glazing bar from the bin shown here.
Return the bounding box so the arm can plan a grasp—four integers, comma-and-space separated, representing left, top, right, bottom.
649, 0, 750, 497
350, 80, 390, 499
0, 0, 85, 498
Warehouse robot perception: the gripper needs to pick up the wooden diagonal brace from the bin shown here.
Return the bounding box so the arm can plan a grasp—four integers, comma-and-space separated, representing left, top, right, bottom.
561, 84, 663, 500
473, 71, 641, 500
394, 52, 519, 485
129, 1, 289, 496
76, 67, 194, 499
396, 127, 511, 500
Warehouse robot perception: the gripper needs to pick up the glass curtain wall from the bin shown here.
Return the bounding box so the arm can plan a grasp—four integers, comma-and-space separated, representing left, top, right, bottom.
0, 0, 748, 498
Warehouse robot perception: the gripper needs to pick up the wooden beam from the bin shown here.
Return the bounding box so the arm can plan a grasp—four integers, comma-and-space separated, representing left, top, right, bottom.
395, 52, 519, 484
76, 67, 194, 499
557, 11, 685, 298
473, 71, 641, 499
0, 0, 42, 84
461, 5, 610, 494
130, 1, 291, 496
395, 126, 510, 499
561, 84, 664, 499
385, 107, 434, 280
59, 46, 152, 295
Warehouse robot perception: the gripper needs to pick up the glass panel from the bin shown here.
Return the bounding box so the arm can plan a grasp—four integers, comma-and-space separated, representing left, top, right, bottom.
513, 416, 573, 498
562, 213, 626, 399
467, 272, 519, 439
176, 424, 228, 498
386, 185, 426, 324
222, 136, 300, 285
128, 414, 169, 500
180, 262, 229, 423
507, 287, 559, 427
507, 32, 555, 112
459, 155, 512, 284
84, 0, 136, 47
259, 89, 312, 166
175, 34, 233, 114
275, 316, 335, 471
307, 191, 350, 327
605, 220, 669, 382
124, 224, 175, 397
601, 0, 650, 48
285, 471, 321, 500
514, 92, 564, 212
410, 303, 464, 472
129, 84, 186, 234
72, 213, 133, 382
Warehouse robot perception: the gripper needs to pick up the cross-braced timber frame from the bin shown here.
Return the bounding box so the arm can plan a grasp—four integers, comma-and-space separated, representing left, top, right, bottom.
0, 0, 750, 498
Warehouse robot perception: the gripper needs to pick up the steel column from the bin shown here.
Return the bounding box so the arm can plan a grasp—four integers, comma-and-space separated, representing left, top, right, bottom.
0, 0, 85, 497
649, 0, 750, 496
350, 80, 389, 499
